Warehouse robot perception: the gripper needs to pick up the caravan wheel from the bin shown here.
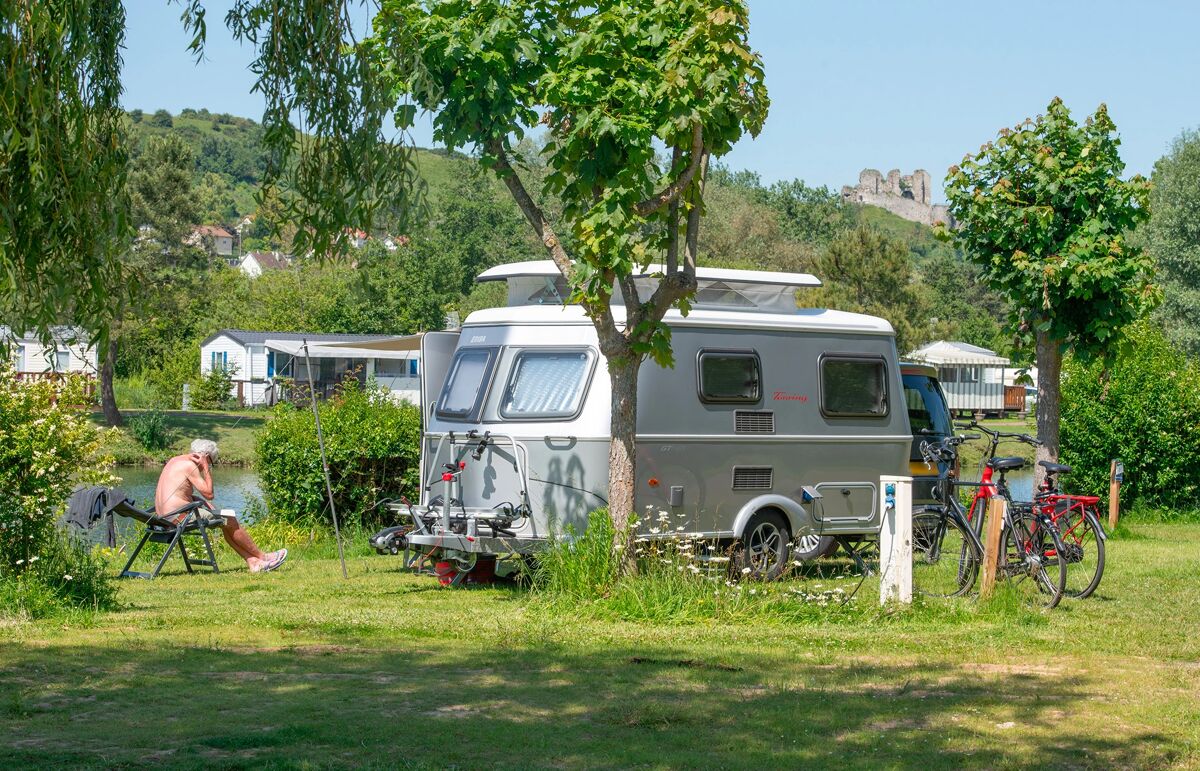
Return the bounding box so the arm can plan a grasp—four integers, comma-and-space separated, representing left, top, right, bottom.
793, 535, 838, 563
732, 511, 791, 581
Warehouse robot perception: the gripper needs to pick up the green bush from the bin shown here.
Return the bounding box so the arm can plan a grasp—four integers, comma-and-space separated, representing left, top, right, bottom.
255, 378, 421, 528
0, 366, 117, 616
1061, 323, 1200, 512
114, 374, 161, 409
193, 364, 237, 410
126, 409, 174, 451
147, 343, 200, 409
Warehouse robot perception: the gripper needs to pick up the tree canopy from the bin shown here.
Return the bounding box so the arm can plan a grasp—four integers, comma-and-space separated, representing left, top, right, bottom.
1146, 129, 1200, 356
938, 98, 1156, 470
0, 0, 131, 342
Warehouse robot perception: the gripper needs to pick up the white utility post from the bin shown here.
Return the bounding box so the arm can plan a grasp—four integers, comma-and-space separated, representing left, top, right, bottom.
879, 475, 913, 605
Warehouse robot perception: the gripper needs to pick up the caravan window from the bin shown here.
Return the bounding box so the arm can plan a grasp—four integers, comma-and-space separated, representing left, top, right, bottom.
820, 355, 888, 417
698, 351, 761, 403
436, 348, 498, 421
501, 349, 593, 419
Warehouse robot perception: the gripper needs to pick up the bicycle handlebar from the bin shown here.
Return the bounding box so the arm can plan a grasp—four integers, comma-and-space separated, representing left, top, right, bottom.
954, 421, 1042, 447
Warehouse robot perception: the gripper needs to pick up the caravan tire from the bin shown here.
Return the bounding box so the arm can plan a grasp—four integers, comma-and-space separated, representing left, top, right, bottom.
793, 534, 839, 563
733, 511, 791, 581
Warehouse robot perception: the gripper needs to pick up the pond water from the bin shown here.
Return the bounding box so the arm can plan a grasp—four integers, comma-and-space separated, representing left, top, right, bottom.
961, 465, 1034, 501
112, 466, 264, 519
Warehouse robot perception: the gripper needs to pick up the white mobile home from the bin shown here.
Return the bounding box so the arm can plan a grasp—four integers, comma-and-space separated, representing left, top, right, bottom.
199, 330, 422, 407
1, 326, 98, 377
907, 340, 1019, 415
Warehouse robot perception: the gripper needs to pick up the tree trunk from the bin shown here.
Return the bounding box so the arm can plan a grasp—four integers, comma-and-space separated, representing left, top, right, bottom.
100, 338, 122, 426
1034, 329, 1062, 489
606, 356, 641, 551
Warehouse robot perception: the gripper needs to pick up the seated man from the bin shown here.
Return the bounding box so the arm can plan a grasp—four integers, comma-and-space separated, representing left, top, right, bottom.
155, 439, 287, 573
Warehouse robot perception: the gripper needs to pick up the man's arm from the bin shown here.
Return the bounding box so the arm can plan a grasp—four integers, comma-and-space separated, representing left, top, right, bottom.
187, 455, 215, 501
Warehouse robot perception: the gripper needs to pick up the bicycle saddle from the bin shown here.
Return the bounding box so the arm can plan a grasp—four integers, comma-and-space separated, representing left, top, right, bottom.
988, 456, 1026, 472
1038, 460, 1073, 474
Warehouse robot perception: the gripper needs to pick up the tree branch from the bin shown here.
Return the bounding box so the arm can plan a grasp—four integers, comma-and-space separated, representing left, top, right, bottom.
683, 150, 709, 274
633, 124, 703, 218
665, 145, 682, 275
486, 138, 573, 279
486, 138, 622, 344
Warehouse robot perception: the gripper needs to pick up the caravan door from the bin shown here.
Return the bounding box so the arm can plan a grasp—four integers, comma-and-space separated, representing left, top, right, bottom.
419, 330, 461, 503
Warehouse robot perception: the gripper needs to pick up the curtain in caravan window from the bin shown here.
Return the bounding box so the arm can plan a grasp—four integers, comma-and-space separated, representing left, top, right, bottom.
501, 351, 591, 418
821, 357, 888, 417
55, 350, 70, 373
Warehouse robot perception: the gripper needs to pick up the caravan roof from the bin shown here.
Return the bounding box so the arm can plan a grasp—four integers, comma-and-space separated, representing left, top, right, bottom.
463, 303, 895, 336
478, 260, 822, 316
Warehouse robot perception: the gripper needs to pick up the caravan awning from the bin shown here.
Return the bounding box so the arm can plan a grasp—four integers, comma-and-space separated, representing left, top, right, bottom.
265, 334, 422, 360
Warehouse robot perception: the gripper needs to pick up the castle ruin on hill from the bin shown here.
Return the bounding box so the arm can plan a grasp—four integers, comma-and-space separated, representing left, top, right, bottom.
840, 168, 953, 227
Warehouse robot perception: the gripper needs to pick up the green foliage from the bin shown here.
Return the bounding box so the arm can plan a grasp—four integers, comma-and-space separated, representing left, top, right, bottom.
193, 364, 236, 410
125, 409, 174, 451
939, 98, 1156, 356
1061, 323, 1200, 512
0, 0, 130, 342
1145, 129, 1200, 356
532, 511, 621, 600
0, 531, 118, 619
255, 380, 421, 528
148, 109, 173, 128
805, 226, 932, 353
0, 365, 116, 615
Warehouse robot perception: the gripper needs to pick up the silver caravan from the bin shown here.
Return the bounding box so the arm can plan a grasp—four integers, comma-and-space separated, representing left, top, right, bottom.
405, 261, 910, 579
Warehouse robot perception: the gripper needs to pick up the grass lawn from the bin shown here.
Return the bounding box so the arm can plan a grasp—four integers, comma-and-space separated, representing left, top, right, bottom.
2, 522, 1198, 768
94, 410, 266, 466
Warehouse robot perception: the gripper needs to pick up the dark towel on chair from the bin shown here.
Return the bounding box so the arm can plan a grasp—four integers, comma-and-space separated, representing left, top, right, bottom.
64, 486, 129, 548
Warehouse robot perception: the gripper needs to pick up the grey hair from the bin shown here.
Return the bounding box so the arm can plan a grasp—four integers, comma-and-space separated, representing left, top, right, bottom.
190, 439, 219, 462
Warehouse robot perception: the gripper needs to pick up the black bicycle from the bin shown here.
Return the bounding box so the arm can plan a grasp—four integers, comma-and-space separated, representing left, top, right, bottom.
912, 434, 984, 598
914, 433, 1068, 609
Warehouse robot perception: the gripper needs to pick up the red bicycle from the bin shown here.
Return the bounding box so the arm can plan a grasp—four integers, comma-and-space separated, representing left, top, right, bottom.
959, 421, 1106, 600
1033, 463, 1106, 599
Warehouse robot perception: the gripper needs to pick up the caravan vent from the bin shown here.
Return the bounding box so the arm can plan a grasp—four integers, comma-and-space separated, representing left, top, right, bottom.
735, 410, 775, 434
732, 466, 774, 491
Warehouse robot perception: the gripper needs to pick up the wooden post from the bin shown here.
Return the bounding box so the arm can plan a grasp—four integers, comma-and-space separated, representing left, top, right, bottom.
979, 496, 1006, 598
879, 475, 913, 606
1109, 460, 1121, 530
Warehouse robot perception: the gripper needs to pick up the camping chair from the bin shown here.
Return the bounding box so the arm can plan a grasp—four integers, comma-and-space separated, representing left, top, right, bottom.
113, 495, 224, 579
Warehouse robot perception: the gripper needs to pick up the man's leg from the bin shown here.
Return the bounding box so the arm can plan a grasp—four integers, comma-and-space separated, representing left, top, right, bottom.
220, 516, 268, 566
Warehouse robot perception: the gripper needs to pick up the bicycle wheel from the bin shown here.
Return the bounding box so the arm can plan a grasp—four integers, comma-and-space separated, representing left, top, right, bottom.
1053, 506, 1105, 599
1000, 508, 1066, 610
912, 509, 980, 598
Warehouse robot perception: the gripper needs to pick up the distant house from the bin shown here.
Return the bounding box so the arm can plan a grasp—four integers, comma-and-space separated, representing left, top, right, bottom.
238, 251, 291, 278
186, 225, 236, 259
1, 326, 98, 377
199, 329, 422, 407
907, 340, 1025, 415
344, 228, 369, 250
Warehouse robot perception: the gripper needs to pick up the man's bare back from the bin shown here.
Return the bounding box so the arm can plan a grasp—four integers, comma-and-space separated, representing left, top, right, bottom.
155, 452, 214, 521
154, 439, 287, 572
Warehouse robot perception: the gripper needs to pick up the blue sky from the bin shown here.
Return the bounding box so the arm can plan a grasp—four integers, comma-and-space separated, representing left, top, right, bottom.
123, 1, 1200, 201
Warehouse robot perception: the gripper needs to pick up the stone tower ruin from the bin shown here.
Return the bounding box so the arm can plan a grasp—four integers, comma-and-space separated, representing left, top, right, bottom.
841, 168, 952, 227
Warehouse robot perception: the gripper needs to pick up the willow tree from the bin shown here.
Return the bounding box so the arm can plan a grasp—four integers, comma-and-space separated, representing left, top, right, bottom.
0, 0, 130, 362
937, 99, 1156, 477
203, 0, 768, 535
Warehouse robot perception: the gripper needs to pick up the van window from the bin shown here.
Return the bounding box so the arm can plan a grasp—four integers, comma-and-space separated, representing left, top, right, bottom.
821, 356, 888, 417
698, 351, 761, 403
500, 349, 592, 419
437, 348, 497, 421
903, 373, 952, 460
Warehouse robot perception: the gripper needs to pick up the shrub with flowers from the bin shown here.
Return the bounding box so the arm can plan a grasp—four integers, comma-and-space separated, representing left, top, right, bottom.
0, 363, 117, 615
